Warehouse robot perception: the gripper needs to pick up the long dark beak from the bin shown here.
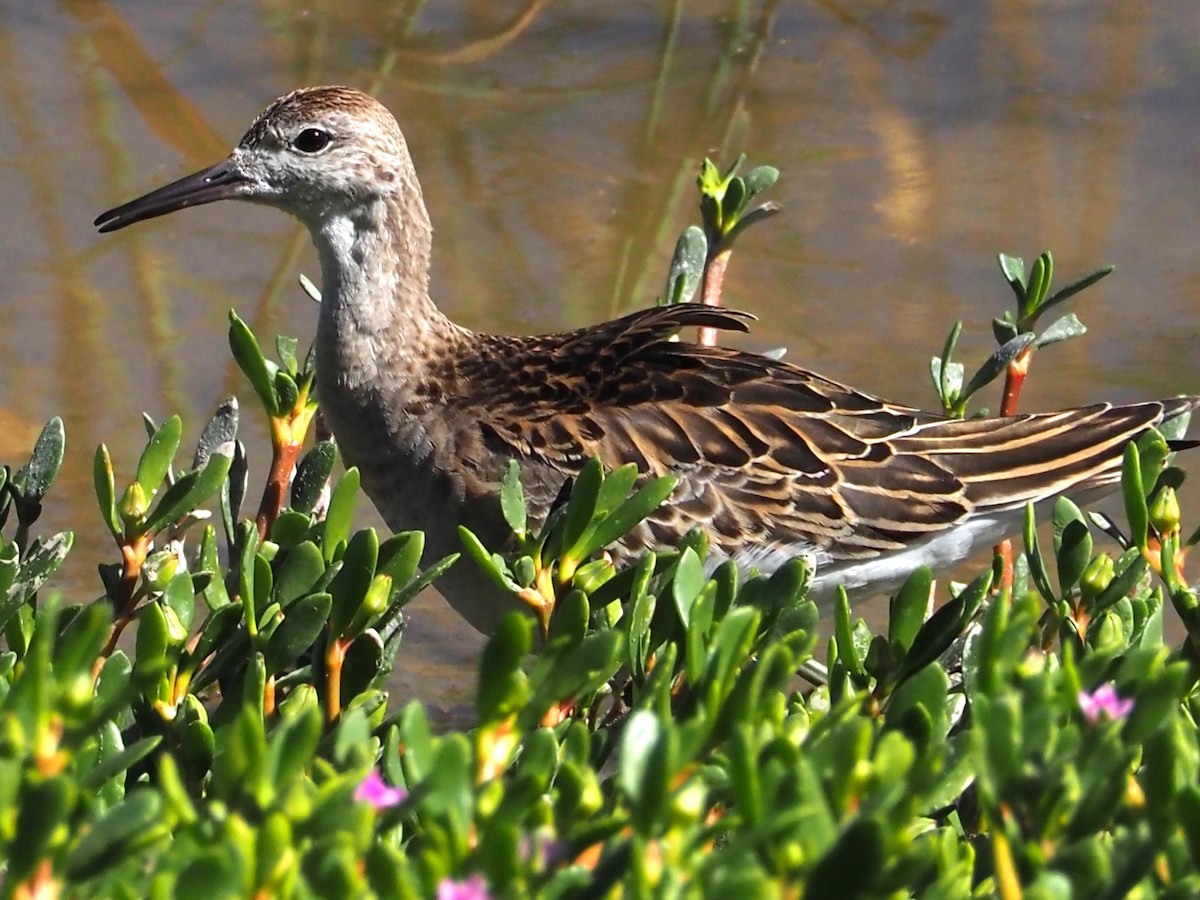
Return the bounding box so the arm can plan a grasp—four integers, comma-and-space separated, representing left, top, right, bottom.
94, 159, 250, 233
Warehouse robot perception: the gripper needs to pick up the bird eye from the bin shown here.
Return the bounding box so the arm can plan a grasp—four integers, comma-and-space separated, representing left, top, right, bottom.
292, 128, 332, 154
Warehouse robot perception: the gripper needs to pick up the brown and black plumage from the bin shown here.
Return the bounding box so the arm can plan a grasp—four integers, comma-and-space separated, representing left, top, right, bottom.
94, 86, 1199, 633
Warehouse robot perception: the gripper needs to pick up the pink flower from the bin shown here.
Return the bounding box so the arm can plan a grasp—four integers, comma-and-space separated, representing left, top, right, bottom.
437, 874, 490, 900
1078, 683, 1134, 724
354, 769, 406, 809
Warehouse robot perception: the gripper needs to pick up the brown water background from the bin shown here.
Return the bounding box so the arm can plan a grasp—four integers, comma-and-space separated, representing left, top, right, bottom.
4, 1, 1200, 725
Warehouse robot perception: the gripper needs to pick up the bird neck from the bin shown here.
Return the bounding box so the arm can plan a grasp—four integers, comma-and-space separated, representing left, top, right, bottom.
309, 188, 462, 393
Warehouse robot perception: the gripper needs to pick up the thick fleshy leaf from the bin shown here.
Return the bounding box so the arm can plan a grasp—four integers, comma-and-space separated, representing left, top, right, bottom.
198, 526, 230, 610
162, 570, 196, 633
81, 736, 163, 790
992, 315, 1019, 345
1122, 442, 1148, 550
476, 613, 532, 724
221, 441, 248, 551
193, 398, 239, 470
584, 475, 677, 555
93, 444, 121, 538
136, 415, 182, 496
265, 592, 332, 673
228, 311, 279, 415
1023, 503, 1057, 602
329, 529, 378, 638
275, 335, 299, 374
672, 548, 706, 629
273, 370, 299, 413
960, 333, 1035, 403
619, 708, 674, 831
65, 790, 165, 880
13, 417, 64, 502
594, 463, 639, 518
1035, 313, 1087, 348
275, 541, 326, 608
322, 468, 360, 562
499, 459, 526, 537
1023, 252, 1051, 314
997, 252, 1027, 300
1056, 520, 1092, 594
381, 553, 458, 626
743, 164, 779, 196
930, 357, 965, 407
889, 567, 933, 654
143, 450, 232, 536
720, 176, 747, 229
1093, 549, 1149, 615
1038, 263, 1114, 319
458, 527, 520, 594
292, 441, 337, 514
562, 458, 603, 558
896, 570, 991, 684
1, 533, 72, 629
341, 629, 385, 697
664, 226, 707, 305
834, 587, 862, 679
377, 531, 423, 588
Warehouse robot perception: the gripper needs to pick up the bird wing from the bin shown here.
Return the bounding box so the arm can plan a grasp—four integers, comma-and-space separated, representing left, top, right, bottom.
458, 304, 1192, 564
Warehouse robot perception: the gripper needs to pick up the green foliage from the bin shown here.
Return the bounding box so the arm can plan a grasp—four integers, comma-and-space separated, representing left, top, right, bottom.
5, 170, 1200, 897
931, 250, 1109, 418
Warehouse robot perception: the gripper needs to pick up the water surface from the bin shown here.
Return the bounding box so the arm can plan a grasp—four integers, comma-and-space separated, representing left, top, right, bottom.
2, 0, 1199, 725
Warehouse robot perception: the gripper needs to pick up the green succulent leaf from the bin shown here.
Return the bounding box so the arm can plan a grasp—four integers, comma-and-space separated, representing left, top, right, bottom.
292, 440, 337, 514
1035, 313, 1087, 348
743, 164, 779, 197
329, 529, 379, 638
1023, 502, 1057, 602
265, 592, 332, 673
1, 533, 72, 629
584, 474, 677, 557
960, 333, 1035, 403
500, 460, 526, 537
1122, 442, 1149, 550
13, 416, 65, 502
664, 226, 708, 305
65, 790, 165, 881
834, 587, 863, 680
997, 252, 1027, 301
228, 311, 280, 415
889, 566, 933, 654
1038, 263, 1114, 319
322, 467, 360, 562
896, 569, 990, 684
193, 398, 239, 470
136, 415, 182, 496
93, 444, 121, 538
142, 447, 233, 536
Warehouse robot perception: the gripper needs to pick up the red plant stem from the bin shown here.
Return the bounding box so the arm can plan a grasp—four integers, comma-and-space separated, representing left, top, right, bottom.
999, 346, 1033, 418
100, 534, 152, 658
263, 675, 277, 717
325, 638, 345, 724
993, 345, 1036, 595
698, 247, 731, 347
256, 435, 302, 542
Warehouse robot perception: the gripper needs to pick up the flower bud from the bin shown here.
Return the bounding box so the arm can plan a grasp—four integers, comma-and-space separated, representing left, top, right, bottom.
119, 482, 149, 524
1149, 486, 1181, 536
1087, 610, 1125, 652
1079, 554, 1115, 600
361, 573, 392, 617
141, 549, 180, 592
